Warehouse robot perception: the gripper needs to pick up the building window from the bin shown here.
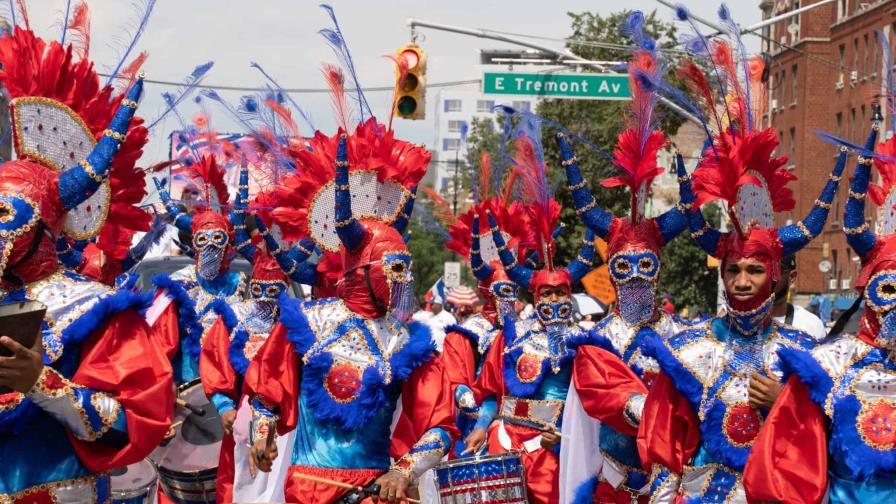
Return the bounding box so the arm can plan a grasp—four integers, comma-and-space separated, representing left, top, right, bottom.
863, 33, 869, 77
512, 101, 531, 112
476, 100, 494, 113
861, 105, 866, 138
839, 44, 846, 70
448, 120, 465, 133
443, 100, 462, 113
837, 0, 847, 20
836, 112, 844, 136
851, 108, 857, 139
853, 38, 859, 73
442, 138, 460, 151
790, 65, 798, 105
789, 127, 796, 161
872, 34, 878, 78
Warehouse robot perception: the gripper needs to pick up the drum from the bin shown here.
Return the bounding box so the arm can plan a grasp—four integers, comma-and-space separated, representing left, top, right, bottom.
110, 458, 158, 504
151, 379, 223, 504
435, 452, 528, 503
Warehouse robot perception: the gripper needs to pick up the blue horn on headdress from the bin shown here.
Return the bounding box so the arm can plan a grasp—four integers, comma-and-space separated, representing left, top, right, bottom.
556, 133, 615, 239
777, 133, 853, 256
231, 157, 257, 262
844, 125, 881, 258
58, 77, 144, 210
487, 210, 532, 289
676, 154, 725, 257
334, 134, 368, 252
470, 214, 494, 282
155, 176, 193, 233
393, 187, 417, 235
255, 217, 318, 285
566, 229, 596, 282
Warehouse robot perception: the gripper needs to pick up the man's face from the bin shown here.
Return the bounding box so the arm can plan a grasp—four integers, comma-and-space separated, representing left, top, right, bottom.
539, 285, 569, 305
774, 266, 796, 301
432, 302, 443, 315
723, 257, 770, 305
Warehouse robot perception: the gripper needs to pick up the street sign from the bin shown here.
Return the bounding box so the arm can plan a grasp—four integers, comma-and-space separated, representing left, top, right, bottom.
482, 72, 631, 100
818, 259, 832, 273
581, 265, 616, 306
444, 261, 461, 288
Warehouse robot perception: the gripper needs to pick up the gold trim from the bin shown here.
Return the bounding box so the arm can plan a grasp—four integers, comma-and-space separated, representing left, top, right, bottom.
567, 180, 587, 191
79, 160, 105, 183
121, 98, 139, 109
849, 190, 867, 200
575, 200, 596, 216
814, 199, 832, 210
796, 221, 813, 238
844, 223, 870, 235
102, 129, 127, 142
691, 222, 711, 239
561, 156, 578, 167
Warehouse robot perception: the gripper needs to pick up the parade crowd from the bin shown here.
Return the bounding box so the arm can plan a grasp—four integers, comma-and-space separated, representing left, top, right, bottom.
0, 2, 894, 504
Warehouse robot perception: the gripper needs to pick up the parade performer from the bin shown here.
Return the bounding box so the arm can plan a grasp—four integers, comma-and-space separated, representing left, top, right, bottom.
471, 118, 623, 503
552, 13, 691, 500
199, 161, 316, 504
0, 21, 173, 500
244, 110, 457, 502
441, 184, 533, 457
636, 9, 849, 501
150, 154, 245, 385
743, 109, 895, 501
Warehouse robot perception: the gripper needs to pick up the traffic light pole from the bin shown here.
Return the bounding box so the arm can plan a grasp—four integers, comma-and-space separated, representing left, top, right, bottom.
406, 17, 701, 125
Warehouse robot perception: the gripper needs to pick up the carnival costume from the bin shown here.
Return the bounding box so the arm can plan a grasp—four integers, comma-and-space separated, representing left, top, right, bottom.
472, 121, 618, 503
150, 154, 245, 385
744, 107, 896, 500
636, 8, 848, 501
199, 161, 316, 504
440, 168, 534, 457
244, 112, 458, 502
0, 23, 174, 501
554, 13, 691, 501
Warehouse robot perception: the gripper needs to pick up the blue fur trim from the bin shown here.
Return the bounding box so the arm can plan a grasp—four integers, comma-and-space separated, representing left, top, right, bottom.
701, 400, 752, 470
208, 298, 238, 333
284, 300, 435, 431
61, 288, 152, 349
445, 323, 479, 348
641, 331, 705, 411
831, 393, 896, 479
776, 346, 833, 407
152, 273, 203, 360
228, 327, 252, 376
571, 475, 600, 504
279, 296, 326, 355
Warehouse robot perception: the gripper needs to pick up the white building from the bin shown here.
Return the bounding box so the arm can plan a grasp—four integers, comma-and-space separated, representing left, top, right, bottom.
429, 49, 551, 193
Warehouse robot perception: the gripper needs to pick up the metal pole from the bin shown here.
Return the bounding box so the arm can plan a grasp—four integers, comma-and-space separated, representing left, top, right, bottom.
453, 150, 459, 214
407, 18, 702, 125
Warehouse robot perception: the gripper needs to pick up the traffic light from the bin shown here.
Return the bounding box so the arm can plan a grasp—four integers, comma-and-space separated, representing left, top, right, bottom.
393, 44, 426, 120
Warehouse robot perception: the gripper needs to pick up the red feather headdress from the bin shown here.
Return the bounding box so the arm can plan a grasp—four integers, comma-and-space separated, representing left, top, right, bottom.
0, 26, 150, 258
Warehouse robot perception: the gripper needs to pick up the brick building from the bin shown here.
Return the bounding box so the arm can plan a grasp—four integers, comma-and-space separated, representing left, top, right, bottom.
760, 0, 896, 296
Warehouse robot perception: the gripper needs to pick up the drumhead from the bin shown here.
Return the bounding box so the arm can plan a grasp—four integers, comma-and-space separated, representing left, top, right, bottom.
110, 458, 157, 498
152, 381, 222, 472
436, 451, 523, 469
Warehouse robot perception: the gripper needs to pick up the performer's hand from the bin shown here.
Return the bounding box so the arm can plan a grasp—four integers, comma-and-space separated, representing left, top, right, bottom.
461, 428, 488, 455
373, 470, 411, 503
749, 372, 782, 409
160, 425, 177, 446
539, 429, 561, 450
0, 334, 44, 394
248, 439, 277, 478
220, 409, 236, 435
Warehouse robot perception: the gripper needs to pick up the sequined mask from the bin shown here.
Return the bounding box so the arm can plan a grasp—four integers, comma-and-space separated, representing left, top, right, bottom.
865, 269, 896, 349
383, 251, 416, 323
491, 280, 518, 326
610, 250, 660, 325
535, 299, 574, 327
0, 192, 40, 279
250, 280, 287, 303
193, 228, 229, 280
726, 293, 775, 337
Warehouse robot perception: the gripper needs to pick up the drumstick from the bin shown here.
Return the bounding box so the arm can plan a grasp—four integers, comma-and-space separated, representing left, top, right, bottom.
290, 472, 421, 504
169, 420, 184, 430
496, 415, 563, 436
175, 398, 206, 416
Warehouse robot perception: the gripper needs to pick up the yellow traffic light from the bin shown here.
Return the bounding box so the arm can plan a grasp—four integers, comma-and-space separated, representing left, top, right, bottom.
393, 44, 426, 120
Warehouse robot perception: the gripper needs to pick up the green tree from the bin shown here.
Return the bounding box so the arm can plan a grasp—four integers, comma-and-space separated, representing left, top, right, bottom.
406, 220, 457, 299
657, 204, 721, 315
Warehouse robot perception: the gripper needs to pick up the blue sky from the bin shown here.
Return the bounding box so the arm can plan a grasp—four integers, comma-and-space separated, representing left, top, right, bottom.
22, 0, 763, 164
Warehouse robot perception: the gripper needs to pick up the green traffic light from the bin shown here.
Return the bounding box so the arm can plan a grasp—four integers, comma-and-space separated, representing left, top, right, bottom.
397, 96, 417, 116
